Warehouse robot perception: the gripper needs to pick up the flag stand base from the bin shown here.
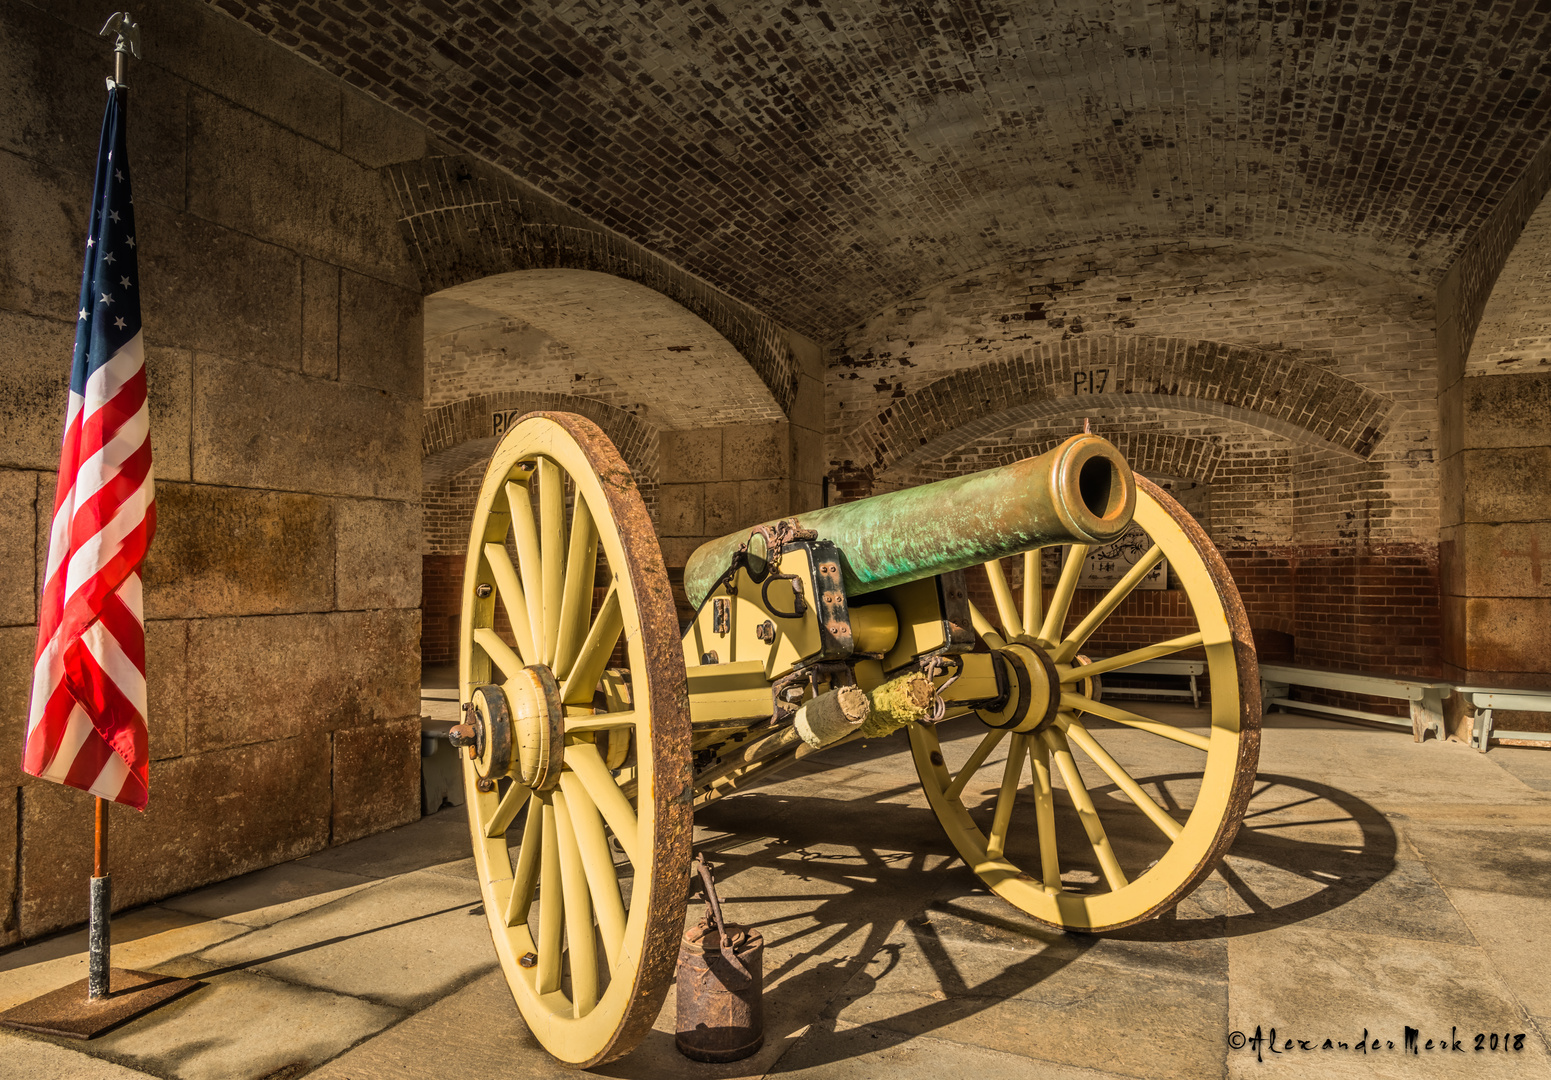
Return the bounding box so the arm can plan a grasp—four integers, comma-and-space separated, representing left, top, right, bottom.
0, 969, 201, 1039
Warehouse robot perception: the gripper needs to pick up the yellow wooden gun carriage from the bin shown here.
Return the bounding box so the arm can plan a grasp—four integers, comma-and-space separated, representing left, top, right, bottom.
452, 411, 1261, 1066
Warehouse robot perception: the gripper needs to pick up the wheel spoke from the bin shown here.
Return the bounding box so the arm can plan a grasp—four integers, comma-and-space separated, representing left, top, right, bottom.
553, 495, 598, 680
1027, 737, 1061, 892
1037, 544, 1089, 646
537, 799, 564, 993
1053, 544, 1164, 663
1062, 631, 1205, 681
506, 480, 547, 662
553, 790, 599, 1016
567, 741, 640, 866
984, 558, 1023, 639
559, 772, 627, 970
1059, 692, 1211, 751
539, 458, 567, 666
504, 800, 543, 926
1040, 727, 1128, 892
565, 711, 639, 734
485, 783, 531, 839
966, 600, 1007, 650
1057, 714, 1183, 841
601, 727, 631, 770
473, 627, 524, 681
985, 732, 1027, 860
945, 728, 1006, 800
560, 585, 623, 705
1022, 549, 1042, 638
483, 543, 538, 665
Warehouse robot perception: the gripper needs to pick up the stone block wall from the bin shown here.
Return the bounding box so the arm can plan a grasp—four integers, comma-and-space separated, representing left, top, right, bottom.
0, 0, 427, 945
1437, 158, 1551, 691
655, 335, 826, 624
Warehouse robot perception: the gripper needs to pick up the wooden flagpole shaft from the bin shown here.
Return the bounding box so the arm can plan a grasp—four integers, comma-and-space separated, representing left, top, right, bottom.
94, 795, 107, 877
87, 798, 110, 1001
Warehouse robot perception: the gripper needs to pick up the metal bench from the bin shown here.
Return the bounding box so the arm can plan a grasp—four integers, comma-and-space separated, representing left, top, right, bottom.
1101, 658, 1206, 707
1259, 663, 1452, 743
1458, 687, 1551, 753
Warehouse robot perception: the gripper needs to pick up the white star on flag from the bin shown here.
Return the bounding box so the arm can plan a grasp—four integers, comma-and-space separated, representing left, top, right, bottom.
99, 292, 113, 305
113, 317, 127, 329
120, 276, 131, 289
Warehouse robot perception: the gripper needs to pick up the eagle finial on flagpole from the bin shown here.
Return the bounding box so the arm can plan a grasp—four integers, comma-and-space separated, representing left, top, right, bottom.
100, 12, 142, 91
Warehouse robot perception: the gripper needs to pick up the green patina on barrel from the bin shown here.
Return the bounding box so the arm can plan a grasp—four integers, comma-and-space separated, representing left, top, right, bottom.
682, 434, 1137, 609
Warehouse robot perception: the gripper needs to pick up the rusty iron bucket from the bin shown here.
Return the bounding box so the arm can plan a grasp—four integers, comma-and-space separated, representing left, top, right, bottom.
676, 854, 765, 1063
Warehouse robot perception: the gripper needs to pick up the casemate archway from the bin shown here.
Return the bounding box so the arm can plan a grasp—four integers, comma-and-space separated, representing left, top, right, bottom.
420, 268, 791, 664
423, 268, 786, 430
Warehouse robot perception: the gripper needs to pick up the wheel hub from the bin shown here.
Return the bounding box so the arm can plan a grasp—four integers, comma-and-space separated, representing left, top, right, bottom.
465, 684, 514, 781
977, 643, 1060, 733
509, 664, 565, 790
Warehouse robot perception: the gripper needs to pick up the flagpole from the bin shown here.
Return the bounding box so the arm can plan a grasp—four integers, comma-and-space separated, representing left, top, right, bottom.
88, 799, 110, 1000
85, 11, 130, 1004
0, 10, 199, 1037
84, 3, 141, 1006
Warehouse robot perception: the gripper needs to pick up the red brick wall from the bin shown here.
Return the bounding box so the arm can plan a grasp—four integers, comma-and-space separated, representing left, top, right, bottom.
1230, 545, 1441, 677
422, 554, 463, 667
421, 552, 527, 667
964, 543, 1441, 714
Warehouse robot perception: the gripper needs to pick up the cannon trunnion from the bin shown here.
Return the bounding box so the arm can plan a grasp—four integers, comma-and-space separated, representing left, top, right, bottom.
454, 411, 1261, 1067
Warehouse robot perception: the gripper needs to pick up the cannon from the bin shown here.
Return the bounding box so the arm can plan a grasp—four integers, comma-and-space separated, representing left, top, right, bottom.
452, 411, 1261, 1066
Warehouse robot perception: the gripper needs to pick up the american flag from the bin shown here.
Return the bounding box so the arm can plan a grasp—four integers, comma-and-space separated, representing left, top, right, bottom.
22, 85, 155, 810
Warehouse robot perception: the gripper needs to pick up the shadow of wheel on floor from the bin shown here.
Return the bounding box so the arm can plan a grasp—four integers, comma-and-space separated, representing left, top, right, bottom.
587, 768, 1393, 1076
945, 770, 1396, 943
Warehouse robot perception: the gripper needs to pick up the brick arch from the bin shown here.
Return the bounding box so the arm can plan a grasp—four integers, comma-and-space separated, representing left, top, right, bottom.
837, 335, 1394, 478
908, 431, 1223, 487
390, 155, 799, 414
422, 391, 658, 488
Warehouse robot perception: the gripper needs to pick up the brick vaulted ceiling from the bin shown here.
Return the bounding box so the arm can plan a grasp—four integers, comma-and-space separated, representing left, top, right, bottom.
207, 1, 1551, 340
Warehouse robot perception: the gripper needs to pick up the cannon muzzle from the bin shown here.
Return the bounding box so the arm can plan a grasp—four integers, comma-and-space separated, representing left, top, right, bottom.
683, 434, 1136, 608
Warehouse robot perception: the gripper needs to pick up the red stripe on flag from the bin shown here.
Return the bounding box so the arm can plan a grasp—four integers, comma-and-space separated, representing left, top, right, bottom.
51, 406, 83, 516
20, 681, 79, 777
69, 438, 152, 553
55, 508, 154, 652
62, 637, 148, 808
60, 721, 116, 793
97, 589, 145, 672
77, 370, 146, 456
34, 437, 82, 656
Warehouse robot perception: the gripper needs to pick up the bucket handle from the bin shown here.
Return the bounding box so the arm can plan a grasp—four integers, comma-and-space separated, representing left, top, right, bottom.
694, 852, 754, 983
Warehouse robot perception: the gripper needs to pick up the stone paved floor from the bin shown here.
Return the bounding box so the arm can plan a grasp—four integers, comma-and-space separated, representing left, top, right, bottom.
2, 702, 1549, 1080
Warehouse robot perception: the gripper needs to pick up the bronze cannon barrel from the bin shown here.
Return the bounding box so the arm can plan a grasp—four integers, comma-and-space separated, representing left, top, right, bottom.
682, 434, 1137, 608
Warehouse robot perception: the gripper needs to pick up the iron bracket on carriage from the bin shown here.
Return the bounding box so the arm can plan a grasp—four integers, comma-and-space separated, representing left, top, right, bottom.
453, 411, 1261, 1067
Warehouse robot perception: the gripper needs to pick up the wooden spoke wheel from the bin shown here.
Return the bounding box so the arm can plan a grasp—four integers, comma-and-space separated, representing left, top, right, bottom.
910, 476, 1260, 932
458, 412, 691, 1067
